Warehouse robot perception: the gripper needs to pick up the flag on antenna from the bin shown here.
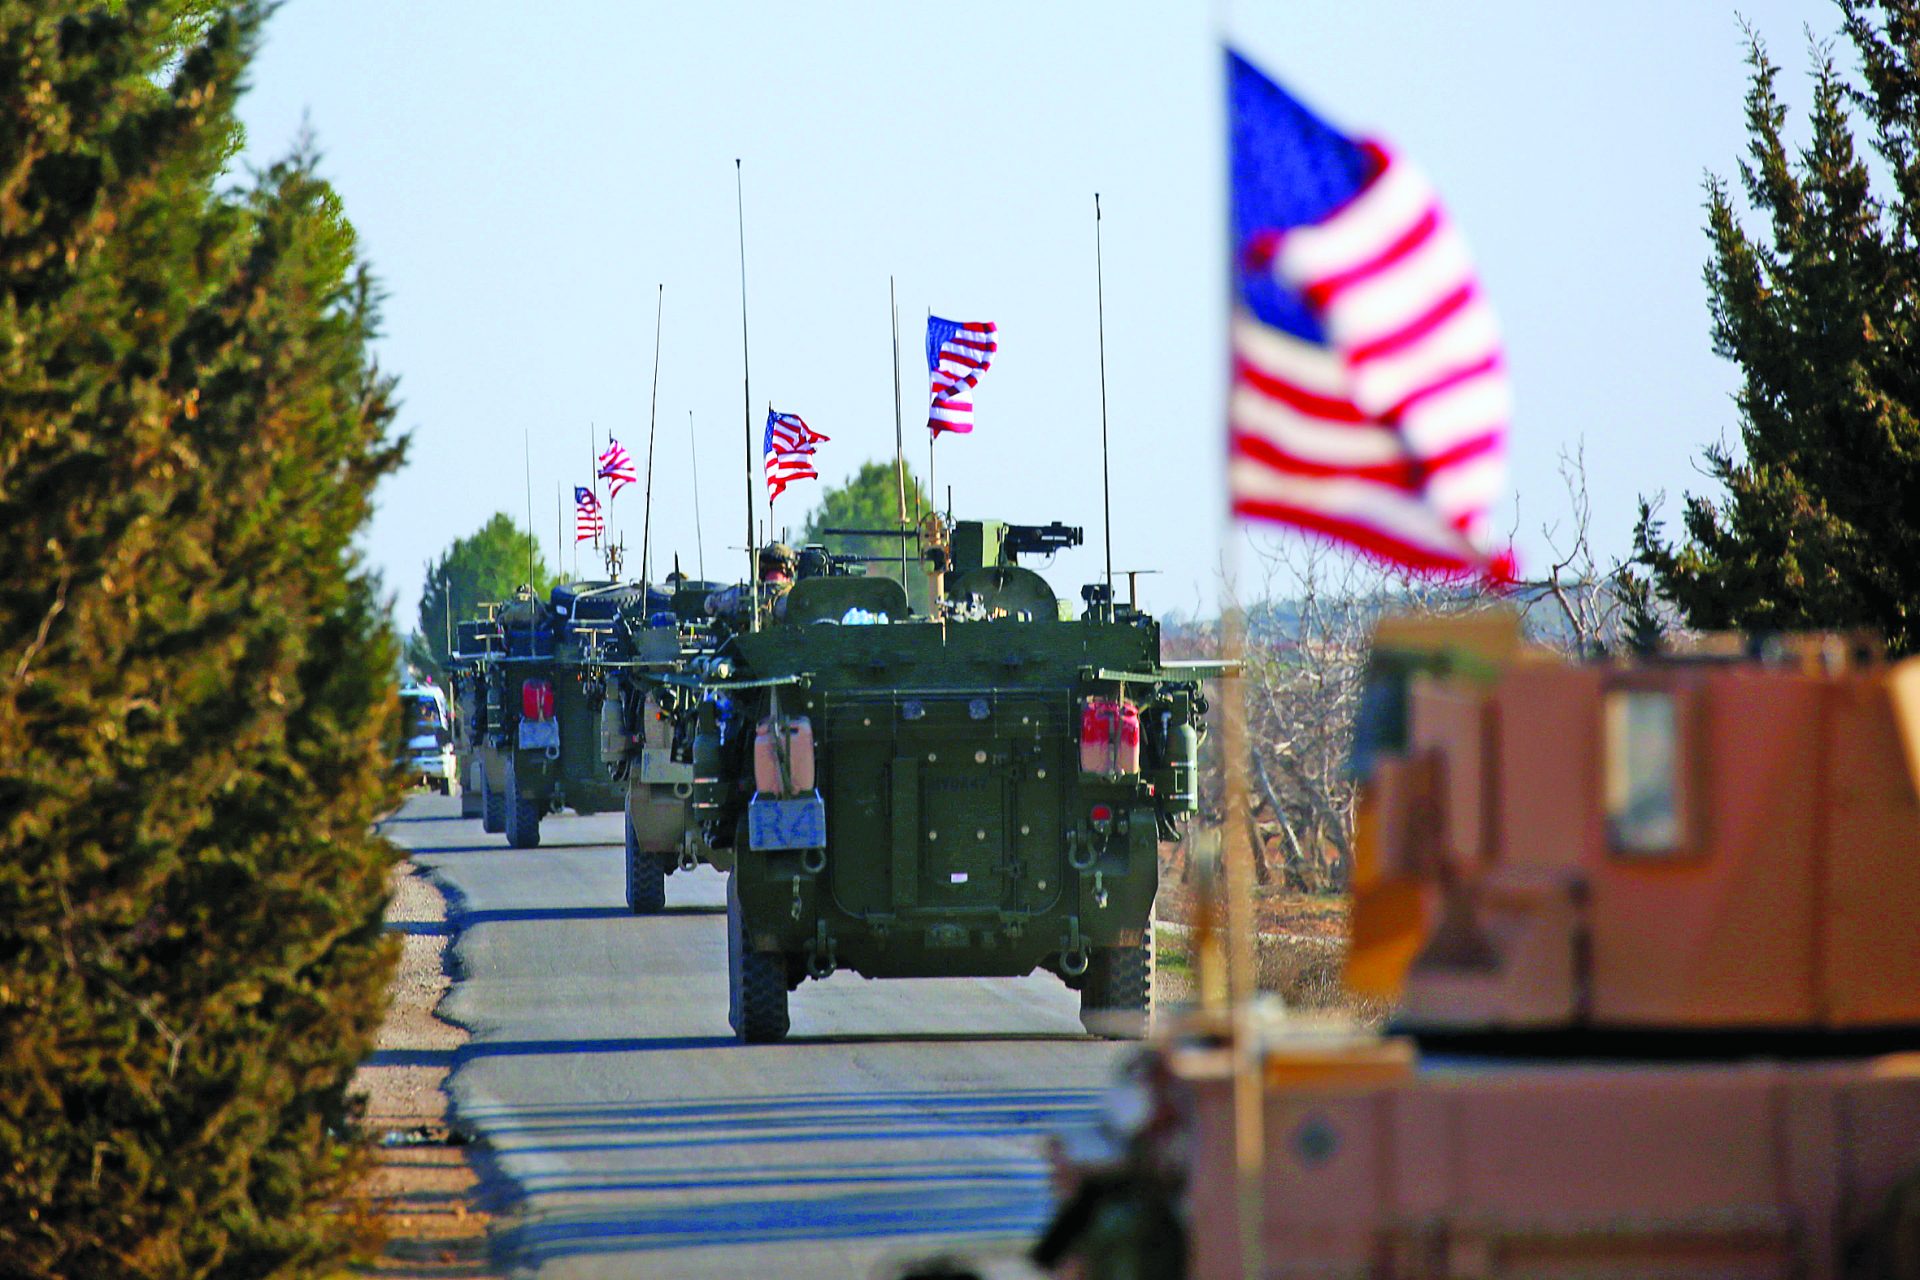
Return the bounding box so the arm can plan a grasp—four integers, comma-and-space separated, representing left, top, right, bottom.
764, 409, 829, 504
1227, 49, 1511, 579
574, 486, 604, 542
926, 316, 997, 436
597, 437, 637, 498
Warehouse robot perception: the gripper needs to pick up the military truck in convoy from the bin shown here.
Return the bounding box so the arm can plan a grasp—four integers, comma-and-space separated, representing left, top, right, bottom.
695, 519, 1220, 1043
597, 576, 726, 912
447, 583, 714, 882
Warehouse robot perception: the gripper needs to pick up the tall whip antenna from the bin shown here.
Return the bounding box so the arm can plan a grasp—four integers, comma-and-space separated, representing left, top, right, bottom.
736, 159, 759, 631
640, 283, 664, 586
523, 428, 536, 589
890, 276, 910, 597
1094, 193, 1115, 619
689, 410, 706, 580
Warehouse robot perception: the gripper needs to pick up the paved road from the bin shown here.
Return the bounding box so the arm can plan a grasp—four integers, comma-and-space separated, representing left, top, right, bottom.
378, 793, 1127, 1279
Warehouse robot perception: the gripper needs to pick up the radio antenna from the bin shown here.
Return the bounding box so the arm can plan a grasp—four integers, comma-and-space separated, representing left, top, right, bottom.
689, 410, 706, 580
640, 283, 664, 587
890, 277, 910, 598
1094, 193, 1115, 619
523, 428, 536, 589
736, 159, 759, 632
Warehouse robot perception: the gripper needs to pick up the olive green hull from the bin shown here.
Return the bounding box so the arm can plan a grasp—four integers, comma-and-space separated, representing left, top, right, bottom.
724, 617, 1171, 983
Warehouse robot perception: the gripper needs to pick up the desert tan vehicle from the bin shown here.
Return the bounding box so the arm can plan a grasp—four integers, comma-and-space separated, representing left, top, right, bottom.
1050, 615, 1920, 1279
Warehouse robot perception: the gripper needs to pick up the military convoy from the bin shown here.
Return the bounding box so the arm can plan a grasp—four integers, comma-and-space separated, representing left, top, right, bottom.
445, 578, 712, 887
438, 513, 1216, 1043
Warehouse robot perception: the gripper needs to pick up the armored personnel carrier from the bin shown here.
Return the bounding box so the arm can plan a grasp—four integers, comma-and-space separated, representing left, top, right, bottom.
596, 577, 725, 912
1051, 614, 1920, 1279
696, 519, 1220, 1043
447, 581, 669, 849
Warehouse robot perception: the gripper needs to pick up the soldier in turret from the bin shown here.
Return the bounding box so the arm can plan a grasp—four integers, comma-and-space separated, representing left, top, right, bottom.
705, 543, 796, 627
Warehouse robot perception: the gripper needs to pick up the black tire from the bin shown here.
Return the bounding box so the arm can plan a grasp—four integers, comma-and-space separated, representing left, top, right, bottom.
1079, 937, 1152, 1039
727, 873, 789, 1043
481, 768, 505, 834
504, 756, 542, 849
624, 792, 667, 915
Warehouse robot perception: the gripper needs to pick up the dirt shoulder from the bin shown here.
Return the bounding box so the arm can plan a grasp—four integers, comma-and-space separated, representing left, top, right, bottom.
349, 858, 496, 1278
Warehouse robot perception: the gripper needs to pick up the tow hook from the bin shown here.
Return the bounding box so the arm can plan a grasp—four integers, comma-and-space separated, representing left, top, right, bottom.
808, 922, 838, 979
1067, 828, 1099, 871
1059, 916, 1090, 976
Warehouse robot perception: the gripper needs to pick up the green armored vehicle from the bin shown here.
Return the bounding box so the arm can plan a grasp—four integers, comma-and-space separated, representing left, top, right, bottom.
698, 520, 1214, 1042
448, 581, 673, 849
597, 578, 726, 912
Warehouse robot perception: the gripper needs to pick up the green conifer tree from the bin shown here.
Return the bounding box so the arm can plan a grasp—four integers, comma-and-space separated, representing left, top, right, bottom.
0, 4, 404, 1274
1637, 1, 1920, 654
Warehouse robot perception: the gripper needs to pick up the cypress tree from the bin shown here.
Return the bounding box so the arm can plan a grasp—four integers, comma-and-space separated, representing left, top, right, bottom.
1637, 1, 1920, 654
0, 4, 405, 1275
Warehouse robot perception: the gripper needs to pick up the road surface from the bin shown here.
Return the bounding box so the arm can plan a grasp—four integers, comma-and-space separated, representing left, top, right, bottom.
377, 793, 1129, 1278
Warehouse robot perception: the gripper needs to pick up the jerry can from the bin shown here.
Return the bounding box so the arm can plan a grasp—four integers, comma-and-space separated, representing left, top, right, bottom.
754, 716, 815, 795
1079, 698, 1141, 775
521, 678, 555, 721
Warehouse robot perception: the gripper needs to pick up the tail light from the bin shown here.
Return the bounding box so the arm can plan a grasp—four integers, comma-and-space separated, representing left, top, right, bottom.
521, 679, 555, 721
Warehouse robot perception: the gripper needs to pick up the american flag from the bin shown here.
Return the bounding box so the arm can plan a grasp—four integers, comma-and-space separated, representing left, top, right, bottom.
597, 437, 637, 498
764, 409, 829, 505
574, 486, 604, 543
926, 316, 998, 436
1228, 49, 1510, 578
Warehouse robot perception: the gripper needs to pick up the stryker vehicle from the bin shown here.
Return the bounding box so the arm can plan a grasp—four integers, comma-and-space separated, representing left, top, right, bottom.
447, 581, 671, 848
697, 518, 1220, 1043
596, 577, 726, 912
1051, 614, 1920, 1279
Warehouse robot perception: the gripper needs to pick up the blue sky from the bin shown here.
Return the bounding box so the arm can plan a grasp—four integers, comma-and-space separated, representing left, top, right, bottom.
237, 0, 1842, 627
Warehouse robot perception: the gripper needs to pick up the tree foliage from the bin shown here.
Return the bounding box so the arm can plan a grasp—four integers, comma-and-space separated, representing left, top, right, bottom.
797, 459, 933, 613
1637, 1, 1920, 653
408, 513, 550, 676
0, 3, 405, 1274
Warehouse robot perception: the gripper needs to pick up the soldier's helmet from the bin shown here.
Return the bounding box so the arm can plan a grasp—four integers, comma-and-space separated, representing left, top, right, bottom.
760, 543, 797, 577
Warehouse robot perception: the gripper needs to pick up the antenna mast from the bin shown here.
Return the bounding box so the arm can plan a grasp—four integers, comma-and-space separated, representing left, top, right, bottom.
640, 283, 664, 587
689, 410, 706, 580
736, 159, 759, 632
1094, 192, 1115, 619
890, 277, 910, 598
523, 429, 536, 590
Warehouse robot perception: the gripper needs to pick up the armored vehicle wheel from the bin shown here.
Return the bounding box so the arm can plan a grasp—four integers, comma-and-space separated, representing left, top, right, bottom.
460, 773, 484, 820
480, 769, 505, 834
727, 874, 790, 1043
504, 758, 542, 849
1079, 938, 1152, 1039
624, 794, 667, 915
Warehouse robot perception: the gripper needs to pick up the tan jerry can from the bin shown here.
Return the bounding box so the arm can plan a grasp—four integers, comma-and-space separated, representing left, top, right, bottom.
753, 716, 815, 795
